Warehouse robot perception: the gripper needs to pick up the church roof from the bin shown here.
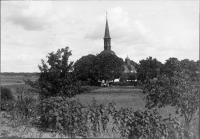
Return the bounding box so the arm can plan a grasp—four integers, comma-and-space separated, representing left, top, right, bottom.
126, 55, 130, 60
124, 64, 136, 73
104, 19, 110, 38
100, 50, 116, 55
124, 65, 130, 73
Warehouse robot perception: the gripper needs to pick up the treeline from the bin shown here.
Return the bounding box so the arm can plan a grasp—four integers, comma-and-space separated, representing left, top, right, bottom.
1, 72, 40, 76
74, 54, 200, 86
136, 57, 200, 84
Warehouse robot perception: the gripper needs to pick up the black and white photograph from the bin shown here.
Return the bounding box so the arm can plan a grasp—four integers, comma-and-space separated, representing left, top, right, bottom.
1, 1, 199, 138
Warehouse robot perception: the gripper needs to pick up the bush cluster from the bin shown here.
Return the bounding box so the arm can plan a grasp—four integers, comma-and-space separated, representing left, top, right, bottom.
1, 87, 15, 111
5, 96, 38, 127
37, 97, 184, 138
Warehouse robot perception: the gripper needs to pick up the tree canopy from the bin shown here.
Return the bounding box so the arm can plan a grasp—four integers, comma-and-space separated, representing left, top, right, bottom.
25, 47, 81, 99
74, 54, 97, 85
137, 56, 163, 84
94, 53, 124, 82
143, 58, 199, 132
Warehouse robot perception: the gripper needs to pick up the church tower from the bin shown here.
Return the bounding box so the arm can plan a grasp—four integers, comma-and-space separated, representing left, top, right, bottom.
100, 12, 115, 55
125, 55, 130, 65
104, 12, 111, 51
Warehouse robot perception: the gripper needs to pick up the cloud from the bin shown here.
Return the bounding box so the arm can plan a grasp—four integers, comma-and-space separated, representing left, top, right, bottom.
4, 1, 54, 31
84, 7, 130, 40
4, 1, 81, 31
6, 16, 47, 30
84, 7, 158, 49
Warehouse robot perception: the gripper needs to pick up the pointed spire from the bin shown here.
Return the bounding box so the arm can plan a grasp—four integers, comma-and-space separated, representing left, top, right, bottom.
104, 12, 110, 38
126, 55, 130, 59
126, 55, 130, 65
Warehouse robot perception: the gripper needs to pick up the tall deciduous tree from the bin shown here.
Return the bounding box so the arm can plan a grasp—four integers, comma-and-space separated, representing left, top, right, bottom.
143, 58, 199, 136
25, 47, 81, 99
160, 57, 181, 77
137, 56, 163, 84
94, 53, 124, 82
74, 54, 98, 85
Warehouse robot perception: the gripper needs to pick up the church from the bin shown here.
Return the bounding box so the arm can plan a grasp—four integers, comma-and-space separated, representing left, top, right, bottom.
100, 14, 136, 74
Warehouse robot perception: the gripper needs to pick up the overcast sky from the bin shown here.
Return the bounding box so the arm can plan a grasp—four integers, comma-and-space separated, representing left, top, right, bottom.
1, 1, 199, 72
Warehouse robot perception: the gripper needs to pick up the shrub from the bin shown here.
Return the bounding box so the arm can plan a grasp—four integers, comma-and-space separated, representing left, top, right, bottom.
1, 87, 14, 101
25, 47, 81, 100
9, 96, 38, 125
1, 87, 14, 111
36, 97, 186, 138
38, 97, 87, 137
143, 68, 199, 137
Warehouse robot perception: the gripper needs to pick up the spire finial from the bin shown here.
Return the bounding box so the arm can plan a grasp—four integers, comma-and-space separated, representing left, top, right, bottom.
126, 55, 130, 59
106, 12, 107, 19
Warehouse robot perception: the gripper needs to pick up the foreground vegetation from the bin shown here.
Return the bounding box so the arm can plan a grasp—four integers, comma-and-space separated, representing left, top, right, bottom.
1, 46, 199, 138
0, 92, 198, 138
1, 85, 198, 138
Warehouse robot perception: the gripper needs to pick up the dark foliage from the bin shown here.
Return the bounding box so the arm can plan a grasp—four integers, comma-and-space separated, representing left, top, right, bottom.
37, 97, 184, 138
1, 87, 14, 111
94, 53, 124, 82
143, 58, 199, 136
1, 87, 14, 101
160, 57, 181, 77
137, 56, 163, 84
127, 72, 137, 81
74, 54, 98, 85
25, 47, 81, 99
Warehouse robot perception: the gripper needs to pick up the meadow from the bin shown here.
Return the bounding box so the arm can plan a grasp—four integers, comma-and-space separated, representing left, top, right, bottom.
1, 80, 196, 120
1, 75, 38, 86
76, 87, 145, 109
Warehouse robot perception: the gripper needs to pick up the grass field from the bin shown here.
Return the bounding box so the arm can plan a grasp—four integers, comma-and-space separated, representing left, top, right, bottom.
0, 82, 182, 117
76, 87, 146, 110
76, 87, 180, 119
1, 75, 38, 86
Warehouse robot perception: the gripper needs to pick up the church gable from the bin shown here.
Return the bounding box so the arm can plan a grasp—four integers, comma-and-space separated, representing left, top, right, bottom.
123, 56, 137, 73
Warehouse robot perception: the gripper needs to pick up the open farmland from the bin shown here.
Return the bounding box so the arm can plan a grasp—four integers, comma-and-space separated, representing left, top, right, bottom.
1, 75, 25, 86
1, 75, 38, 86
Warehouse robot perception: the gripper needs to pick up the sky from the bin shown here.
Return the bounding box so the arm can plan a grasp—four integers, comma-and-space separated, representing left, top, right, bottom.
1, 1, 199, 72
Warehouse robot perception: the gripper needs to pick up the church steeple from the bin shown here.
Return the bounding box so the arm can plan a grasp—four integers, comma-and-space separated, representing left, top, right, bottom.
125, 55, 130, 65
104, 12, 111, 51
